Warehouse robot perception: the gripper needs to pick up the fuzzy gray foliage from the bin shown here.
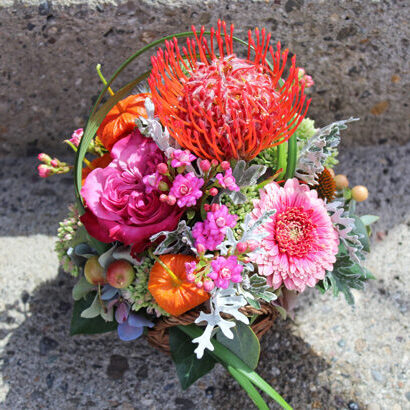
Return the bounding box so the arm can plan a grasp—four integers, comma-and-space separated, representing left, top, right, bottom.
295, 118, 358, 184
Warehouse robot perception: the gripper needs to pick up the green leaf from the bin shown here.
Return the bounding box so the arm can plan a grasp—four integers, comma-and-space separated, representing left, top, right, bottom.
72, 276, 95, 301
80, 293, 101, 318
178, 325, 292, 410
360, 215, 380, 226
227, 365, 269, 410
216, 321, 260, 370
70, 292, 117, 335
169, 327, 216, 390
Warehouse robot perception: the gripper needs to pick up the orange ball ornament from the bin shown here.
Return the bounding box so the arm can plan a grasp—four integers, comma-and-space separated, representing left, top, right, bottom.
334, 174, 349, 190
351, 185, 369, 202
148, 254, 210, 316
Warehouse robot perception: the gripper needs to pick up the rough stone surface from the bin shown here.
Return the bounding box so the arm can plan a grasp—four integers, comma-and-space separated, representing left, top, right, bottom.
1, 141, 409, 409
1, 0, 409, 157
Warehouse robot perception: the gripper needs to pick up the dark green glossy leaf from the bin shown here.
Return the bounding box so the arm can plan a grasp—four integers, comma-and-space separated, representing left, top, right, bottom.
70, 292, 117, 335
216, 321, 260, 370
169, 326, 216, 390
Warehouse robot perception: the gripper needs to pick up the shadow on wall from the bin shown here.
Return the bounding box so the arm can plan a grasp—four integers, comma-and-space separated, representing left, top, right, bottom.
0, 268, 356, 409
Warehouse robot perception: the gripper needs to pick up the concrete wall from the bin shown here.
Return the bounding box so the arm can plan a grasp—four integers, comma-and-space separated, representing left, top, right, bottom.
1, 0, 409, 156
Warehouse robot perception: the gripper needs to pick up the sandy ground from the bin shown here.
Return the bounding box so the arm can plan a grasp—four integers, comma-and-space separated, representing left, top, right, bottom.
0, 142, 409, 409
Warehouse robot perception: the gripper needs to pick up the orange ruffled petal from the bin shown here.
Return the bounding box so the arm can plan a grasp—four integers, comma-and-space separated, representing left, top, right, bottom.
97, 93, 150, 151
148, 254, 209, 316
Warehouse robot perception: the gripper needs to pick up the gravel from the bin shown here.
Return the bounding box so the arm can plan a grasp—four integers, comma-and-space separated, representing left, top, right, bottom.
0, 142, 409, 409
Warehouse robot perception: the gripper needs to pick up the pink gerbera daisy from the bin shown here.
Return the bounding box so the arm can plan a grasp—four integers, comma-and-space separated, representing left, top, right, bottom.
250, 178, 339, 293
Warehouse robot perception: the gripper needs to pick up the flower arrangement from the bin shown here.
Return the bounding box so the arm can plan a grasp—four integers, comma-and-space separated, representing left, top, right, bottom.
39, 21, 378, 409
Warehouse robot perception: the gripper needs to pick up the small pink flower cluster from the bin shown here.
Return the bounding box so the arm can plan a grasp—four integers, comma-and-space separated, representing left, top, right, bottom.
169, 173, 204, 207
216, 166, 240, 191
192, 204, 238, 251
170, 149, 196, 168
185, 254, 244, 291
68, 128, 84, 147
209, 255, 243, 289
37, 153, 70, 178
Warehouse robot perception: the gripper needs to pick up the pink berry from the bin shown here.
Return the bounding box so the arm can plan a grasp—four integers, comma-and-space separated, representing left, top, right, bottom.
200, 160, 211, 172
196, 243, 206, 254
186, 273, 196, 282
203, 280, 215, 292
236, 242, 247, 253
167, 195, 176, 206
221, 161, 230, 170
211, 203, 220, 212
37, 153, 50, 163
38, 164, 51, 178
157, 163, 168, 174
209, 187, 218, 196
246, 240, 258, 252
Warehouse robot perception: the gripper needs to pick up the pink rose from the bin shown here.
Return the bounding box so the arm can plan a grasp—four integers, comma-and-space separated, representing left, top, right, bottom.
80, 130, 183, 254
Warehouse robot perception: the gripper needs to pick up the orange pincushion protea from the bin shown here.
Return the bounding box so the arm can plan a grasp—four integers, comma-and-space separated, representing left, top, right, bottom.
148, 20, 310, 161
97, 93, 150, 150
148, 254, 209, 316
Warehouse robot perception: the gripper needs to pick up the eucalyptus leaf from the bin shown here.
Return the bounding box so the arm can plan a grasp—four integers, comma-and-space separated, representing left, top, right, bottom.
80, 294, 102, 319
360, 215, 380, 226
216, 321, 260, 370
70, 292, 117, 335
72, 276, 95, 301
169, 327, 216, 390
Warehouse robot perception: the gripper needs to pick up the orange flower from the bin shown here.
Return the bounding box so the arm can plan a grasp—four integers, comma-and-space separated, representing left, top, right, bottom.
97, 93, 150, 151
148, 254, 209, 316
81, 153, 112, 185
148, 21, 310, 161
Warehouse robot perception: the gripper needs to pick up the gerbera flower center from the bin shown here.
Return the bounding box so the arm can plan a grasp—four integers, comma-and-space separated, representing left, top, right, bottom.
275, 207, 316, 257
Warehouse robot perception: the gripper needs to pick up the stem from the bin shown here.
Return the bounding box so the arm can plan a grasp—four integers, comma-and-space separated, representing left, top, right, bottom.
227, 365, 269, 410
148, 249, 182, 286
285, 134, 297, 180
178, 325, 292, 410
64, 140, 78, 153
277, 143, 287, 181
255, 168, 283, 191
96, 64, 115, 96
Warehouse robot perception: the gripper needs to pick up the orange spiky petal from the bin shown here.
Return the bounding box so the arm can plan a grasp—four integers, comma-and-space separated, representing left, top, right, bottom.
148, 20, 310, 161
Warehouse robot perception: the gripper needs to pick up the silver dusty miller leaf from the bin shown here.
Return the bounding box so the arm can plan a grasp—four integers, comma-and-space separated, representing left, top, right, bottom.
192, 286, 249, 359
295, 118, 358, 185
136, 98, 180, 156
326, 201, 363, 264
216, 160, 267, 204
150, 221, 196, 255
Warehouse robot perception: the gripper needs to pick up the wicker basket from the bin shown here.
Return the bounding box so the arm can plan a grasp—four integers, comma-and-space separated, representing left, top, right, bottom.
146, 303, 278, 354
